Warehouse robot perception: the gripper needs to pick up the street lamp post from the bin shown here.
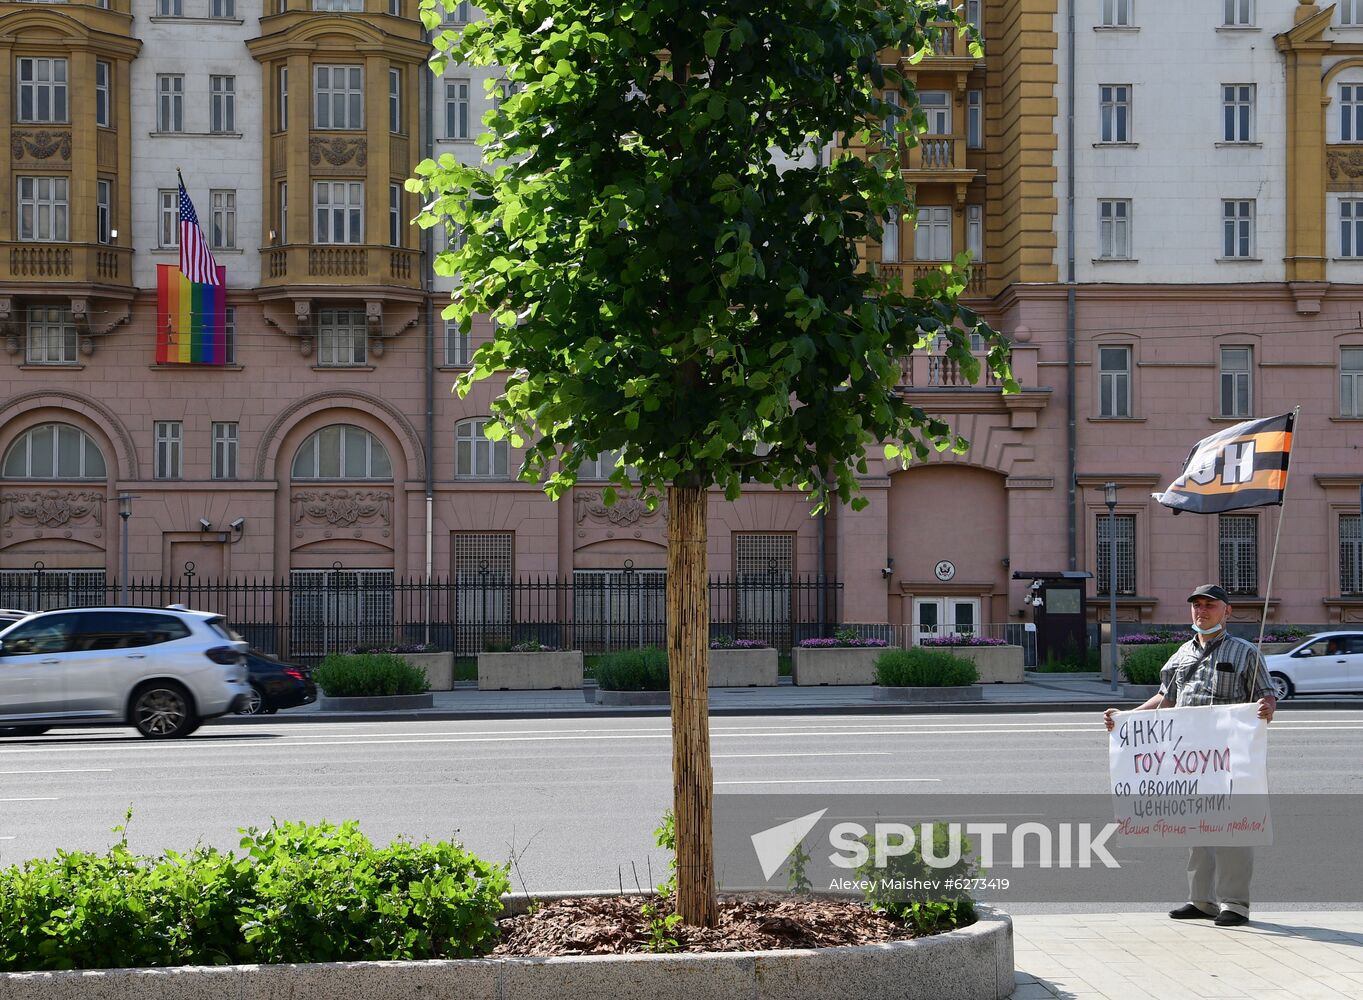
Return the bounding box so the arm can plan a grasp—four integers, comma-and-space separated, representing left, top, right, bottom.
116, 494, 134, 606
1104, 482, 1119, 693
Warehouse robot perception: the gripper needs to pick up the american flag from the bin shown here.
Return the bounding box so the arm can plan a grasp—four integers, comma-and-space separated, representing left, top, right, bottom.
177, 176, 221, 285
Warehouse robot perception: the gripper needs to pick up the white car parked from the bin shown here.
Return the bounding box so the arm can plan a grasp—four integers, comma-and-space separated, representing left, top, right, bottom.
1262, 631, 1363, 700
0, 606, 251, 739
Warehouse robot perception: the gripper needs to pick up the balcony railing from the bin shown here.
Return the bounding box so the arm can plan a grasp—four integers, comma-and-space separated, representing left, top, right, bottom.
261, 244, 422, 288
924, 22, 979, 61
905, 136, 967, 173
879, 261, 988, 297
0, 243, 133, 286
895, 345, 1038, 391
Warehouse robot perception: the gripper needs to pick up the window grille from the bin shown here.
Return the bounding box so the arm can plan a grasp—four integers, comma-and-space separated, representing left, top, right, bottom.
1342, 515, 1363, 596
0, 570, 106, 611
454, 533, 513, 653
289, 568, 394, 656
1219, 515, 1258, 595
1096, 513, 1136, 596
734, 533, 793, 640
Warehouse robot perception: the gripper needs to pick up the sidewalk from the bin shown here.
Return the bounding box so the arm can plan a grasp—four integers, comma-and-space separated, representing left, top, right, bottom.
225, 672, 1363, 723
1013, 911, 1363, 999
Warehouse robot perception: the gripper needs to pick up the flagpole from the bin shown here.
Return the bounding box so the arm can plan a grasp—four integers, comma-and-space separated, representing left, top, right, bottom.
1255, 405, 1300, 648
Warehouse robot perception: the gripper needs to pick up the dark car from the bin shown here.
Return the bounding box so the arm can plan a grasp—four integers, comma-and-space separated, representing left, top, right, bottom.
237, 649, 317, 715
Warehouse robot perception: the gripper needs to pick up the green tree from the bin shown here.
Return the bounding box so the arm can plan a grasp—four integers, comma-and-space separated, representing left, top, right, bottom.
413, 0, 1010, 926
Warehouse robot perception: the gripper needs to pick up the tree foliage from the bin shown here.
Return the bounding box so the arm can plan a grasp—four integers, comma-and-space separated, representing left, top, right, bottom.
412, 0, 1012, 510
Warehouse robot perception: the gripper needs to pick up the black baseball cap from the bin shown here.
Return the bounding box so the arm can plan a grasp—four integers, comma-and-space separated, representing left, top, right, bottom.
1187, 584, 1231, 603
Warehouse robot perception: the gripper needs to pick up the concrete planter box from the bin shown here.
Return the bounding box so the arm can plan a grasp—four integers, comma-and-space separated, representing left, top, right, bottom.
791, 646, 884, 686
874, 685, 984, 703
478, 651, 584, 691
404, 651, 454, 691
317, 693, 434, 711
709, 647, 779, 687
0, 895, 1014, 1000
596, 689, 670, 706
930, 645, 1024, 683
1121, 683, 1162, 701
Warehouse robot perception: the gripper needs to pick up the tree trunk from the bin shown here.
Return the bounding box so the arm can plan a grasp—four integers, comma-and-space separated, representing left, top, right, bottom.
667, 482, 717, 927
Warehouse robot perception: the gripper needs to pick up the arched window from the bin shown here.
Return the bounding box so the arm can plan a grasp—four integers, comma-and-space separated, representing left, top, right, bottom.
455, 418, 508, 479
2, 423, 107, 480
291, 424, 392, 479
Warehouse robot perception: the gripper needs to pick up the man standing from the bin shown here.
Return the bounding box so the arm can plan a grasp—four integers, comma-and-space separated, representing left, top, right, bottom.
1102, 583, 1276, 927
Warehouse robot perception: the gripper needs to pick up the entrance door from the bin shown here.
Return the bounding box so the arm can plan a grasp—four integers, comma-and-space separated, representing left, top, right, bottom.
912, 597, 980, 643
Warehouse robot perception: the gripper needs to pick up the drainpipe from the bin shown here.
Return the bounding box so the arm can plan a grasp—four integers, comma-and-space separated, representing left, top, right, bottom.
1065, 0, 1078, 571
422, 20, 436, 642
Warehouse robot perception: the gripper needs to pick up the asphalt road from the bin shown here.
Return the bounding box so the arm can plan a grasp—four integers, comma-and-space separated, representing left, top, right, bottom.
3, 709, 1362, 900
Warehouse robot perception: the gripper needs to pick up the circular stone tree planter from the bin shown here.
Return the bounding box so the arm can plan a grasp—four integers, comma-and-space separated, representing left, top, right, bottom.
873, 685, 984, 703
0, 898, 1014, 1000
596, 688, 670, 706
317, 693, 434, 711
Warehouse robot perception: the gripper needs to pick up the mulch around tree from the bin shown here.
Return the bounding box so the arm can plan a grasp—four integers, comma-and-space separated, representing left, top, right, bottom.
493, 894, 929, 956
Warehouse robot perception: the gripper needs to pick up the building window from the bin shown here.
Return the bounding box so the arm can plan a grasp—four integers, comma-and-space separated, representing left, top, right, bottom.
454, 531, 512, 655
157, 0, 183, 14
1223, 0, 1253, 27
1102, 0, 1133, 26
445, 322, 473, 366
1342, 347, 1363, 418
154, 421, 183, 481
97, 179, 112, 245
316, 308, 368, 367
291, 424, 392, 479
157, 74, 184, 133
313, 1, 364, 9
389, 184, 402, 247
1222, 84, 1254, 143
966, 90, 983, 148
96, 61, 110, 128
289, 568, 396, 656
210, 190, 236, 249
314, 65, 363, 129
880, 88, 900, 144
1095, 513, 1136, 596
919, 91, 950, 135
734, 533, 794, 640
17, 177, 69, 242
1343, 199, 1363, 258
1, 423, 106, 480
455, 418, 509, 479
1098, 199, 1131, 258
1219, 346, 1252, 418
1222, 199, 1255, 258
578, 448, 631, 480
1342, 514, 1363, 595
314, 181, 364, 244
1343, 0, 1363, 26
17, 58, 68, 124
25, 307, 77, 365
210, 75, 235, 133
224, 306, 236, 364
277, 65, 288, 131
966, 204, 984, 261
1099, 84, 1130, 143
445, 78, 470, 139
212, 422, 238, 480
964, 0, 982, 36
1342, 84, 1363, 143
1219, 515, 1258, 596
211, 0, 236, 16
389, 68, 402, 133
446, 1, 473, 24
880, 208, 899, 264
1098, 345, 1131, 418
277, 182, 287, 244
159, 189, 178, 248
913, 206, 952, 261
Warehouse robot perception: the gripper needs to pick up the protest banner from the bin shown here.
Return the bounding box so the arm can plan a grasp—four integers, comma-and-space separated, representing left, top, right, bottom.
1109, 703, 1271, 847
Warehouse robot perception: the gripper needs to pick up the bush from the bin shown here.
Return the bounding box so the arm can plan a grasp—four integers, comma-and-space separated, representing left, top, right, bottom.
874, 647, 979, 687
594, 647, 669, 690
853, 821, 977, 935
1120, 642, 1179, 685
0, 819, 509, 972
312, 653, 429, 697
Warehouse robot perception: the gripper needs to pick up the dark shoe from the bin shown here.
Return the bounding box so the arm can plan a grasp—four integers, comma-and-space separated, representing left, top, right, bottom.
1169, 903, 1215, 920
1215, 910, 1249, 927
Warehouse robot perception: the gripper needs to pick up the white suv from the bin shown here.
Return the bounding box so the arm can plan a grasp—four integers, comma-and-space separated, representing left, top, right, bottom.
0, 607, 251, 739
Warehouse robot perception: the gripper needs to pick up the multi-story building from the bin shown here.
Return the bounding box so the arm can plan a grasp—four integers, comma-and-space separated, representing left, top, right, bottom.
0, 1, 1359, 656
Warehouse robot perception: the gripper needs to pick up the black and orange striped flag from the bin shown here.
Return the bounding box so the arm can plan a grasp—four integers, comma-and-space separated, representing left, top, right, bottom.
1154, 412, 1294, 514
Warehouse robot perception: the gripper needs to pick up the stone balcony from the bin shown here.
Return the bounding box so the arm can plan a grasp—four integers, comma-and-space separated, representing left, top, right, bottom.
894, 345, 1048, 428
1, 243, 132, 287
880, 261, 988, 298
260, 245, 422, 290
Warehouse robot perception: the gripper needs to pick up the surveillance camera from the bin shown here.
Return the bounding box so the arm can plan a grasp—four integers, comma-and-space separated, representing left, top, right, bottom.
229, 517, 246, 531
881, 566, 894, 579
198, 517, 213, 532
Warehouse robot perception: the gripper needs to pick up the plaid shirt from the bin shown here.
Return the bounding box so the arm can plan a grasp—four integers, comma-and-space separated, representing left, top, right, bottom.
1158, 632, 1274, 706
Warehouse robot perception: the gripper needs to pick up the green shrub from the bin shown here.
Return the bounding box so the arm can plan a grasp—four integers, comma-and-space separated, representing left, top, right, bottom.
874, 647, 978, 687
312, 653, 429, 697
853, 821, 977, 935
1120, 643, 1179, 685
593, 647, 669, 690
0, 820, 509, 972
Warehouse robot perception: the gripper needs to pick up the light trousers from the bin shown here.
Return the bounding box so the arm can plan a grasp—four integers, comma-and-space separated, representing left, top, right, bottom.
1187, 846, 1253, 917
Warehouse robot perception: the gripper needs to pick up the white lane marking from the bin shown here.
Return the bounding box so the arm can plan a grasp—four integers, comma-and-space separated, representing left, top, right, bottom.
0, 836, 15, 840
0, 768, 112, 775
713, 752, 892, 759
0, 797, 58, 802
716, 778, 942, 785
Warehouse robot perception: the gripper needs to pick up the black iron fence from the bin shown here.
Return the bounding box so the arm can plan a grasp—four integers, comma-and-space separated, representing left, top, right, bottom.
0, 574, 841, 662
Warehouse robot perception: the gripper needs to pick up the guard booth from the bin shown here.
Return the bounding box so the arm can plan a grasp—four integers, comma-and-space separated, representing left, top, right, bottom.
1012, 571, 1093, 666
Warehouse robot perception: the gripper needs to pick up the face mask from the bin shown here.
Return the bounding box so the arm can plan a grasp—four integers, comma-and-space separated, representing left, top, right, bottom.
1191, 622, 1223, 636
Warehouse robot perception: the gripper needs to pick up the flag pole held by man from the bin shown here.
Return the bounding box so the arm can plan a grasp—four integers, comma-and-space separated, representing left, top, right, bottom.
155, 171, 228, 365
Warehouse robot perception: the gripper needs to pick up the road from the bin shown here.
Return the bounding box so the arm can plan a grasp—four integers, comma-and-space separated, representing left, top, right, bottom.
3, 710, 1362, 901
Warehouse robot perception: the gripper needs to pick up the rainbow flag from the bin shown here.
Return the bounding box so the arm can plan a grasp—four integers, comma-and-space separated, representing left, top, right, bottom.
156, 263, 227, 365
